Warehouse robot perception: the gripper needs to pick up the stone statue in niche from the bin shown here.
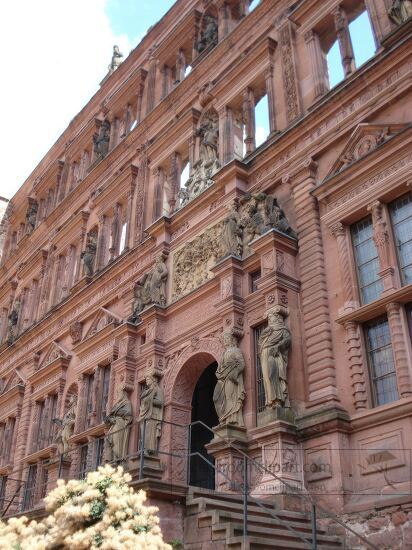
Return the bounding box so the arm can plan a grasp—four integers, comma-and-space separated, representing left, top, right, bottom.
93, 120, 111, 160
108, 45, 123, 73
25, 201, 38, 234
221, 200, 243, 258
129, 253, 168, 323
258, 306, 291, 409
196, 15, 218, 54
7, 299, 20, 344
180, 111, 220, 207
81, 233, 97, 277
214, 331, 246, 426
138, 372, 163, 453
104, 386, 133, 463
54, 394, 77, 455
388, 0, 412, 24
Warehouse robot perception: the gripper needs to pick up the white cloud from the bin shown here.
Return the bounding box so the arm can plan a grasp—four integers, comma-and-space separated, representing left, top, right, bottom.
0, 0, 132, 200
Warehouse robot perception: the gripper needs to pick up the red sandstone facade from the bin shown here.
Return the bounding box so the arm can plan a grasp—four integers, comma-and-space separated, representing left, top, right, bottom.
0, 0, 411, 547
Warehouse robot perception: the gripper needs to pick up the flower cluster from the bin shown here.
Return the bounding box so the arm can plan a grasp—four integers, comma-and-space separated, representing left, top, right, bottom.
0, 465, 171, 549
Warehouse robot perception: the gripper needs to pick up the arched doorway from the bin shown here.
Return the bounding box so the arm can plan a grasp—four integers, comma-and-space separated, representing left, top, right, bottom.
189, 362, 218, 489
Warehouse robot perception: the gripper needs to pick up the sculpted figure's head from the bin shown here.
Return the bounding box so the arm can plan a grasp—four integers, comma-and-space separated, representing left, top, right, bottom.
221, 330, 238, 348
266, 305, 288, 326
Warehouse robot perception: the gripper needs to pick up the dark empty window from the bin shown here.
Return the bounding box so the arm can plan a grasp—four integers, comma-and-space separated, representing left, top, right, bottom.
365, 317, 398, 406
79, 444, 89, 480
351, 216, 383, 304
390, 192, 412, 285
22, 464, 37, 511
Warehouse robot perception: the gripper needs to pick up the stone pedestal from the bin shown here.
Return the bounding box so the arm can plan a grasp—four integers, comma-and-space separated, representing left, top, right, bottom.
249, 417, 303, 508
206, 424, 247, 494
138, 452, 164, 480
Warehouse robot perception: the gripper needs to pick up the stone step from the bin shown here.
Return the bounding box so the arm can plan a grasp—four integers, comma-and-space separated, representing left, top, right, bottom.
187, 496, 311, 525
213, 521, 342, 547
226, 535, 343, 550
198, 508, 328, 535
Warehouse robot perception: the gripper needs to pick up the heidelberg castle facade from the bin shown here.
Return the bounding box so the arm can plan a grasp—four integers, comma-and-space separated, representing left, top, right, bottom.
0, 0, 411, 547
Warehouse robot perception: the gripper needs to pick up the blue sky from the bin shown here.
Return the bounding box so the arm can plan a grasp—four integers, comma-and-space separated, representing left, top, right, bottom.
0, 0, 376, 199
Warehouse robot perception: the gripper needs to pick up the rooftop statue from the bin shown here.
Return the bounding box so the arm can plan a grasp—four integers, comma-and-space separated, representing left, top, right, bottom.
388, 0, 412, 24
108, 45, 124, 73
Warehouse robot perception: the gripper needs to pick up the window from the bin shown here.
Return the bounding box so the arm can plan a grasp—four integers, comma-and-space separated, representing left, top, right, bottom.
365, 317, 398, 406
79, 444, 89, 480
390, 192, 412, 285
253, 324, 268, 413
94, 438, 105, 469
255, 94, 270, 147
119, 222, 127, 254
38, 462, 49, 500
22, 465, 37, 511
85, 366, 111, 429
250, 269, 261, 293
351, 217, 383, 304
85, 373, 95, 429
35, 395, 58, 451
98, 366, 111, 423
249, 0, 260, 11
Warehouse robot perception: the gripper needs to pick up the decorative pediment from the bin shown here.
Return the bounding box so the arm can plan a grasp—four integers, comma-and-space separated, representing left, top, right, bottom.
38, 341, 72, 370
83, 307, 123, 341
326, 124, 408, 179
0, 369, 25, 396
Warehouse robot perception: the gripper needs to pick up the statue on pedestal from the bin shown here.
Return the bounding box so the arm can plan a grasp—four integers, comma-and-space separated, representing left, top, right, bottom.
104, 386, 133, 463
388, 0, 412, 24
81, 233, 97, 277
258, 306, 291, 409
129, 254, 168, 323
7, 299, 20, 344
138, 372, 163, 453
25, 202, 38, 234
196, 15, 218, 54
108, 45, 124, 73
214, 331, 246, 426
220, 201, 243, 258
54, 394, 77, 455
93, 120, 111, 160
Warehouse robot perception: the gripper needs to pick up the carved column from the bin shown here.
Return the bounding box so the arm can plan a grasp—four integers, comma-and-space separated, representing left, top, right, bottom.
242, 88, 256, 154
367, 200, 398, 293
264, 64, 277, 134
386, 302, 412, 398
96, 214, 108, 270
331, 222, 359, 313
175, 49, 186, 83
219, 105, 234, 165
13, 381, 33, 471
279, 20, 301, 124
304, 29, 329, 101
124, 175, 136, 252
145, 56, 158, 115
152, 167, 164, 222
38, 246, 54, 318
134, 154, 148, 246
344, 321, 368, 410
75, 375, 86, 434
109, 203, 121, 261
289, 160, 339, 404
333, 6, 355, 77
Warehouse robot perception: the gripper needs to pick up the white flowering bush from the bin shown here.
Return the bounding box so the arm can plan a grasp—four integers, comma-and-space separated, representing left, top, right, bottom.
0, 465, 171, 549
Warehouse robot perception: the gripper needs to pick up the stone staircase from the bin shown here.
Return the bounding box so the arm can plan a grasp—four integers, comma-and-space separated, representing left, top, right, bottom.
184, 488, 344, 549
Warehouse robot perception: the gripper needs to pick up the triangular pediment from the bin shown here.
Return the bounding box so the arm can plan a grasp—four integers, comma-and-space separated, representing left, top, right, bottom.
0, 369, 25, 395
38, 341, 71, 370
83, 307, 123, 340
325, 123, 408, 179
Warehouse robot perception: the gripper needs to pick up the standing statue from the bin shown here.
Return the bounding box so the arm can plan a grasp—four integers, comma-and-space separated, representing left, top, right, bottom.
104, 386, 133, 463
138, 372, 163, 453
25, 202, 38, 234
220, 200, 243, 258
93, 120, 111, 160
388, 0, 412, 24
54, 394, 77, 455
258, 306, 291, 409
196, 15, 218, 54
7, 299, 20, 344
213, 332, 246, 426
108, 45, 124, 73
198, 114, 219, 166
81, 233, 97, 277
147, 253, 168, 306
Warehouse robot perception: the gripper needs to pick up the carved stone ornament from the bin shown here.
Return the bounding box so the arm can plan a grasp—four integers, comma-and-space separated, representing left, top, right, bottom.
69, 321, 83, 345
138, 371, 164, 454
105, 386, 133, 462
172, 193, 296, 300
129, 253, 168, 323
258, 305, 291, 409
213, 331, 246, 427
108, 45, 124, 73
388, 0, 412, 25
179, 109, 220, 207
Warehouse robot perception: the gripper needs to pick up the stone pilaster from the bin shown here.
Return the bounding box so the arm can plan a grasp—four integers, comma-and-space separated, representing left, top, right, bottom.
145, 56, 158, 115
289, 160, 339, 405
330, 222, 359, 314
264, 64, 277, 134
279, 20, 301, 124
344, 321, 368, 410
304, 29, 329, 101
242, 87, 256, 155
364, 0, 393, 45
333, 6, 355, 77
386, 302, 412, 398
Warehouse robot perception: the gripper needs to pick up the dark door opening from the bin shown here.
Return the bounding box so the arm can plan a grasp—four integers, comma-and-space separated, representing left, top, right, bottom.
189, 362, 218, 489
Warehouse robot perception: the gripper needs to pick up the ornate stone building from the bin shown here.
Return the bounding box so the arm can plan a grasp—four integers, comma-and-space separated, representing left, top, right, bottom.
0, 0, 411, 547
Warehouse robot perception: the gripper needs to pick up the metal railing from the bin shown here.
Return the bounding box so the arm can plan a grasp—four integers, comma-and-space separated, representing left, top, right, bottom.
0, 418, 382, 549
